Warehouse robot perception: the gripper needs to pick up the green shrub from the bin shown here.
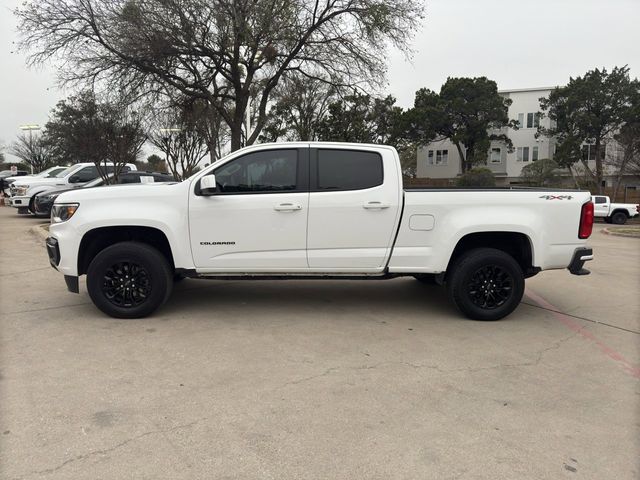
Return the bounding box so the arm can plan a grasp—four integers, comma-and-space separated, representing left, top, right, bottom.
457, 167, 496, 187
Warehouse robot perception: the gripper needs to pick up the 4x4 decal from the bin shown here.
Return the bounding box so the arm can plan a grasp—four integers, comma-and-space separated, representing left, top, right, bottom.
539, 195, 573, 200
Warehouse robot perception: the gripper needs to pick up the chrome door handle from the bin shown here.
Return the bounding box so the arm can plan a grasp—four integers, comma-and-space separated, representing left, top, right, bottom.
274, 203, 302, 212
363, 201, 390, 209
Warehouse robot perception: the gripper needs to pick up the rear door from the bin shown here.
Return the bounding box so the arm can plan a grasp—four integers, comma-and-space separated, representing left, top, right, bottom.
189, 147, 310, 271
306, 147, 402, 271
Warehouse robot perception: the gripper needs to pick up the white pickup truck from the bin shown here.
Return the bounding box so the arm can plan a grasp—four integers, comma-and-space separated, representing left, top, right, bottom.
591, 195, 639, 224
46, 142, 594, 321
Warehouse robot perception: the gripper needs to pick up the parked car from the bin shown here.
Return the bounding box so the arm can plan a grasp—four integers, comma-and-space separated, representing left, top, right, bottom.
0, 169, 29, 197
34, 171, 175, 217
591, 195, 639, 224
46, 142, 595, 321
9, 163, 137, 213
2, 166, 68, 198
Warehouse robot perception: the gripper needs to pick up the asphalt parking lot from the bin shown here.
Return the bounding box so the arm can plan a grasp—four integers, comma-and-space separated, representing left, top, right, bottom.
0, 206, 638, 480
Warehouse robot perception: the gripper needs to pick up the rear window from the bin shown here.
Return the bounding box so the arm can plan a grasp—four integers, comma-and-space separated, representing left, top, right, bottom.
317, 149, 383, 191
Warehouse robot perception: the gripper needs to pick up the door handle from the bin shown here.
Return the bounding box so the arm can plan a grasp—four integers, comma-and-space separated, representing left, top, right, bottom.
274, 203, 302, 212
363, 201, 390, 209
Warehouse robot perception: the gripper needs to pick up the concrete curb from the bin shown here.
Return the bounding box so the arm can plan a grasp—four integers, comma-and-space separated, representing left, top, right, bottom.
30, 223, 50, 242
601, 227, 640, 238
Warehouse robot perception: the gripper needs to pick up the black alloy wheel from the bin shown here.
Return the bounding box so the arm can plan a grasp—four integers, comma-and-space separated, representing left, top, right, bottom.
87, 241, 173, 318
102, 261, 152, 307
447, 247, 525, 321
466, 265, 514, 310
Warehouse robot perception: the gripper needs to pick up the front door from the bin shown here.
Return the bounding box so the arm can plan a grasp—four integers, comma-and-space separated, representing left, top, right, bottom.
592, 196, 609, 217
189, 148, 310, 272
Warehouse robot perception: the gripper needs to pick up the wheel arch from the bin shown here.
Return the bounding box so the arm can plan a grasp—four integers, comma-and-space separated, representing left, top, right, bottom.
78, 226, 175, 275
611, 208, 630, 218
445, 231, 537, 278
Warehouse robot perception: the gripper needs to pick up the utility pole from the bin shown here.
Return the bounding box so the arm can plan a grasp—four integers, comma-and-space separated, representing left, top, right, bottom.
19, 124, 41, 173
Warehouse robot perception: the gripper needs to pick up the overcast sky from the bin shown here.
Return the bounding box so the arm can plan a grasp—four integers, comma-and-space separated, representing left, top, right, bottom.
1, 0, 639, 162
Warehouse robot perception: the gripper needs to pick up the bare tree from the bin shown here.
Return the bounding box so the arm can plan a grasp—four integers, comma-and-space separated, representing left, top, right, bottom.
10, 133, 51, 173
260, 74, 338, 142
16, 0, 424, 152
148, 104, 210, 180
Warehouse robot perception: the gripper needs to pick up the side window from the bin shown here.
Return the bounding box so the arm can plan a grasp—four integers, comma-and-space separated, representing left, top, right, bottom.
119, 174, 141, 184
594, 197, 606, 204
214, 150, 298, 193
316, 149, 383, 191
75, 166, 99, 182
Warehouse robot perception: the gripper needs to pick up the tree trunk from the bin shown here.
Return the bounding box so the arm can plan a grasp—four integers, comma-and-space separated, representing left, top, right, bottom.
454, 142, 466, 174
594, 139, 604, 194
230, 121, 243, 152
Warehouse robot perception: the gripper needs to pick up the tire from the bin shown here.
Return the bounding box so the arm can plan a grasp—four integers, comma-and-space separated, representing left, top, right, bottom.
447, 248, 525, 321
611, 212, 627, 225
28, 196, 36, 214
87, 241, 173, 319
413, 274, 437, 285
173, 273, 187, 283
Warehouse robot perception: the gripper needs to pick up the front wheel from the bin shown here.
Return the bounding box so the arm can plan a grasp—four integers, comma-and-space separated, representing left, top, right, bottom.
447, 248, 525, 321
87, 242, 173, 318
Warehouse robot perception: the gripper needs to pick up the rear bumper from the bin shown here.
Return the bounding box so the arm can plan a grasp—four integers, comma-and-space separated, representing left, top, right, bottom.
567, 247, 593, 276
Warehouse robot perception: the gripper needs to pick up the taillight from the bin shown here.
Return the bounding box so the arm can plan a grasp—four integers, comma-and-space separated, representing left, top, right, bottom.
579, 201, 594, 239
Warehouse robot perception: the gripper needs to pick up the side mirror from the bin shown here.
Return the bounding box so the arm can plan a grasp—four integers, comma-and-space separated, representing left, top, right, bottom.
69, 175, 81, 183
199, 174, 217, 195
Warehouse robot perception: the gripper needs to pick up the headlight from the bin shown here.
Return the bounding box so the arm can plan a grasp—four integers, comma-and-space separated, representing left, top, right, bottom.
15, 185, 30, 195
51, 203, 79, 223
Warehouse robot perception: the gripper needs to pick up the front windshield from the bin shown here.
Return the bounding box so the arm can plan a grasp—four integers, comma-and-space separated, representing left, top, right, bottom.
55, 166, 75, 178
44, 167, 66, 177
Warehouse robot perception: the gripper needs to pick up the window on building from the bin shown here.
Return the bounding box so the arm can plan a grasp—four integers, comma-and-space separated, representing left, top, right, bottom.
490, 147, 501, 163
435, 149, 448, 165
526, 113, 534, 128
532, 146, 539, 161
517, 113, 524, 128
427, 150, 434, 165
517, 147, 530, 162
581, 144, 605, 161
534, 113, 540, 128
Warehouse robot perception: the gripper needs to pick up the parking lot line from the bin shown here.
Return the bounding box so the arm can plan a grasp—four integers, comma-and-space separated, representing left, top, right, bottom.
526, 287, 640, 379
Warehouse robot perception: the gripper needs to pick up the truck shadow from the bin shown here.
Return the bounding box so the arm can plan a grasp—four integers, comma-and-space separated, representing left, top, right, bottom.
162, 277, 462, 324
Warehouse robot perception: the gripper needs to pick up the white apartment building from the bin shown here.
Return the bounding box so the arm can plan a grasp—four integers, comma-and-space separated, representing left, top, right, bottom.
416, 87, 556, 185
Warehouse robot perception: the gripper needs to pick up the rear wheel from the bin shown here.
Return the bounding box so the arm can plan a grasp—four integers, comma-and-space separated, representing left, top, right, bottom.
447, 248, 524, 321
87, 242, 173, 319
611, 212, 628, 225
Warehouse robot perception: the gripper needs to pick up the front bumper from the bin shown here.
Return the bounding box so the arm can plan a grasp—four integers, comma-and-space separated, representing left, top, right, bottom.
46, 236, 79, 293
10, 195, 29, 208
567, 247, 593, 276
46, 237, 61, 268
